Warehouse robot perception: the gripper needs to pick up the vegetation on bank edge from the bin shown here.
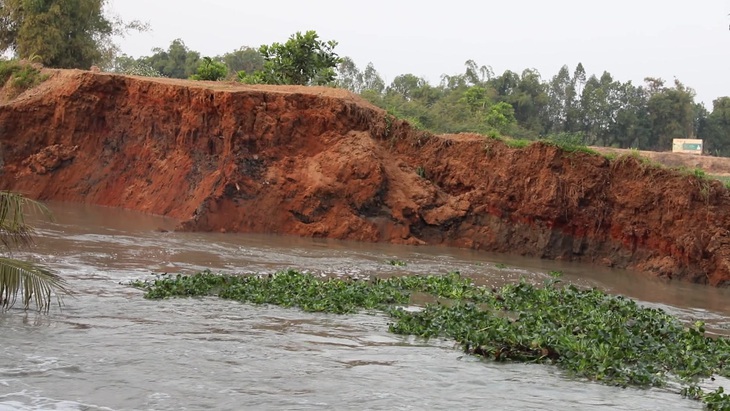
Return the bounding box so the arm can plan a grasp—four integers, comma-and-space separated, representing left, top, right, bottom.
0, 59, 49, 96
130, 270, 730, 409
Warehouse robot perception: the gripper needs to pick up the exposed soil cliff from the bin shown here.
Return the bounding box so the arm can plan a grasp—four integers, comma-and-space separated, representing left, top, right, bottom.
2, 70, 730, 286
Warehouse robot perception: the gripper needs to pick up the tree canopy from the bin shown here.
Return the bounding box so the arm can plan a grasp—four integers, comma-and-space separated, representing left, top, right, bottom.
141, 38, 201, 79
243, 30, 341, 86
0, 0, 145, 69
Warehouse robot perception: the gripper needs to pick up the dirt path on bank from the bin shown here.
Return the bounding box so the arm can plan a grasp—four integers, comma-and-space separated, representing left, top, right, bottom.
592, 147, 730, 176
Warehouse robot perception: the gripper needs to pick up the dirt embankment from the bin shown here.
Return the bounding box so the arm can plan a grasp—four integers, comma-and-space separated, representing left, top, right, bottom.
2, 70, 730, 286
592, 147, 730, 176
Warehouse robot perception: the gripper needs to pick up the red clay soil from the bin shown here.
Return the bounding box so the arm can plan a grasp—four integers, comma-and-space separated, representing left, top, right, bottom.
2, 69, 730, 286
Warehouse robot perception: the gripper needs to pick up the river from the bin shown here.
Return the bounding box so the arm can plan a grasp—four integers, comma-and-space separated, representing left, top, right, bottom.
1, 202, 729, 410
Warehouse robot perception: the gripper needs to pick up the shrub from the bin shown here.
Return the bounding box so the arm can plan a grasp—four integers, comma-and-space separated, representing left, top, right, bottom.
190, 57, 227, 81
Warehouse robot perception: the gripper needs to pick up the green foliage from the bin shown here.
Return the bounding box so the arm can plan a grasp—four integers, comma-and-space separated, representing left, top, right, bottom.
388, 259, 408, 267
541, 132, 598, 155
645, 78, 696, 151
0, 0, 146, 69
485, 102, 517, 133
141, 39, 200, 79
246, 30, 340, 86
220, 46, 263, 79
111, 54, 164, 77
130, 269, 730, 408
131, 269, 412, 314
0, 59, 48, 95
10, 64, 46, 90
702, 387, 730, 410
0, 191, 70, 312
190, 57, 227, 81
0, 59, 23, 84
702, 97, 730, 157
351, 59, 730, 156
504, 138, 532, 149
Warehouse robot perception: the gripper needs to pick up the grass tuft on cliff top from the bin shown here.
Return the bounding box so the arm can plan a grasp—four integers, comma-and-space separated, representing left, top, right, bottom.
0, 59, 49, 96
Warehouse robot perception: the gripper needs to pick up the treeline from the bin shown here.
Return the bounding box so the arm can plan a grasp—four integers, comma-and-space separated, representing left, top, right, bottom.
335, 59, 730, 156
113, 40, 730, 155
112, 39, 264, 80
0, 0, 726, 156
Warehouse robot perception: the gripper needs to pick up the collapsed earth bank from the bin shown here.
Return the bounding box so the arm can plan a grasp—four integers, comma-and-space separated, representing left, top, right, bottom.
1, 70, 730, 286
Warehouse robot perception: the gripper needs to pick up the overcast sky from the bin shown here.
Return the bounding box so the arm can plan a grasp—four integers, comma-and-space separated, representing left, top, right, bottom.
110, 0, 730, 107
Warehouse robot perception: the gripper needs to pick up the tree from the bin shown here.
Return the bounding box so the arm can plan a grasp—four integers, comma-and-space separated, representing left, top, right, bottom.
463, 59, 493, 86
572, 63, 587, 96
190, 57, 227, 81
484, 101, 516, 133
645, 78, 696, 150
461, 86, 491, 113
0, 192, 69, 312
111, 53, 163, 77
335, 56, 363, 93
361, 62, 385, 94
0, 0, 146, 69
142, 39, 200, 79
700, 97, 730, 156
546, 65, 574, 133
247, 30, 341, 85
387, 74, 427, 101
220, 46, 263, 78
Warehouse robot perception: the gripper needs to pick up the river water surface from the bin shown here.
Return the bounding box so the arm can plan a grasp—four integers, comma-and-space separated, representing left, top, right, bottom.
2, 202, 729, 410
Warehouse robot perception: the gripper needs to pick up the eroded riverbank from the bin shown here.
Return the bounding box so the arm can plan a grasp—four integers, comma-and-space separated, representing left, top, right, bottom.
2, 203, 729, 410
3, 70, 730, 285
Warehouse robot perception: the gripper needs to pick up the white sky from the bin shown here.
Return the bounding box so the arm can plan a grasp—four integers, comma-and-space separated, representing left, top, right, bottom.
110, 0, 730, 107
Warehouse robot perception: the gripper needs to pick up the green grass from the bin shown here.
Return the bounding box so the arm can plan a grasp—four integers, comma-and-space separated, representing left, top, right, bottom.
129, 269, 730, 408
503, 138, 532, 149
540, 132, 599, 155
0, 59, 48, 95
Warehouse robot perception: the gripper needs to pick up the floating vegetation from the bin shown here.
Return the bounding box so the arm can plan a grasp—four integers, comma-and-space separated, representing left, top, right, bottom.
388, 259, 408, 267
129, 270, 730, 409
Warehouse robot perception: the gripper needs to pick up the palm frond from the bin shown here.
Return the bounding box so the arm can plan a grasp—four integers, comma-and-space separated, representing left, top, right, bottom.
0, 257, 71, 313
0, 191, 52, 250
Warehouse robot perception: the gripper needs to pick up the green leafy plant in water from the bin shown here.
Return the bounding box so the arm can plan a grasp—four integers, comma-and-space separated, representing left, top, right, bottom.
129, 270, 730, 408
388, 259, 407, 267
703, 387, 730, 410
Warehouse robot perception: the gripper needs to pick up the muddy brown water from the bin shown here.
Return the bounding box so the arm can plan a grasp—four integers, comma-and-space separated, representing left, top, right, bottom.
2, 202, 729, 410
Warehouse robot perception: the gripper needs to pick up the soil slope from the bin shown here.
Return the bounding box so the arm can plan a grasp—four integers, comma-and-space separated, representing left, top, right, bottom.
2, 69, 730, 286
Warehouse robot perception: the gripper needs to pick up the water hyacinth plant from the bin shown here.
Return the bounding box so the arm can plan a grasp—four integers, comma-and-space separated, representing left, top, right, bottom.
130, 270, 730, 409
